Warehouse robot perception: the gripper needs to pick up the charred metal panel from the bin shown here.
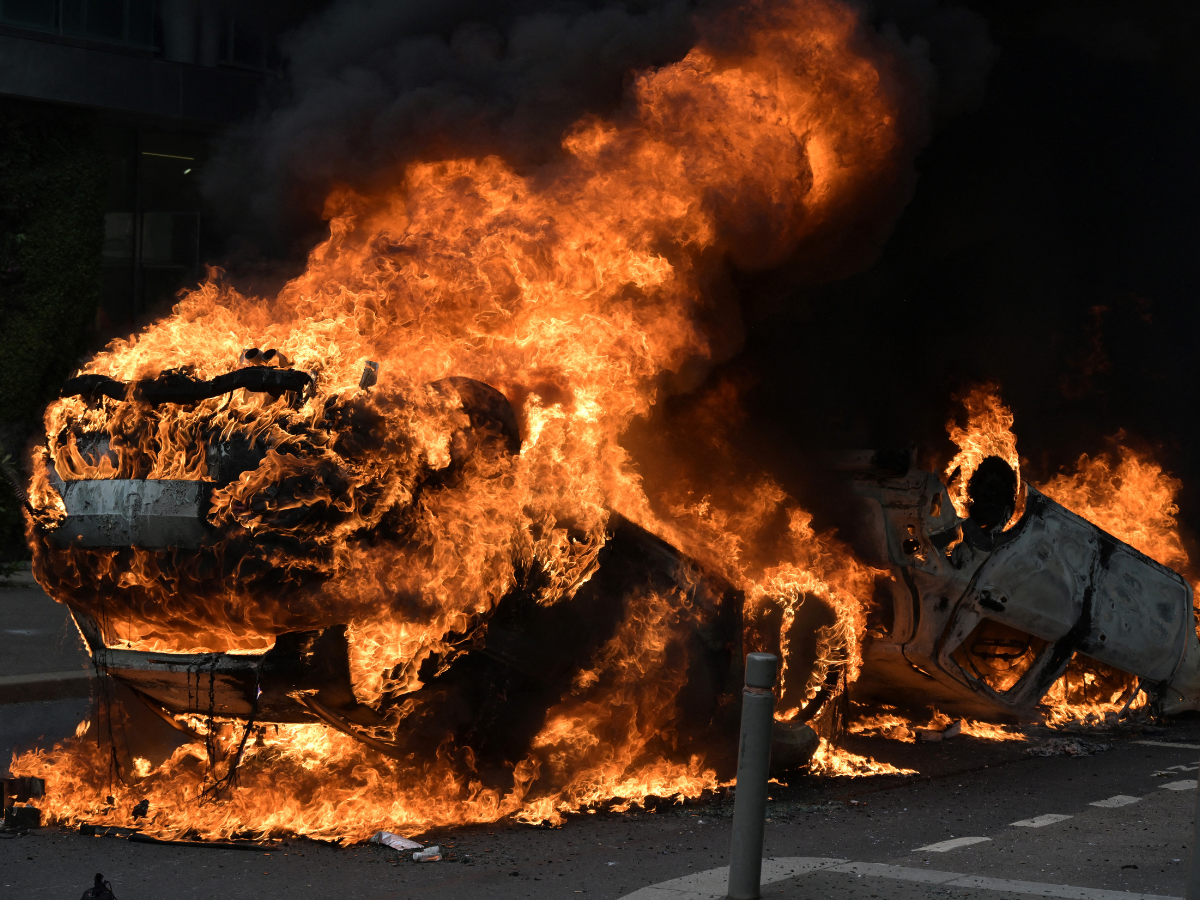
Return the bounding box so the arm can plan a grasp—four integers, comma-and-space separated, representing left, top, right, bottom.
850, 455, 1199, 720
970, 493, 1191, 684
101, 646, 265, 720
52, 479, 211, 549
85, 624, 381, 725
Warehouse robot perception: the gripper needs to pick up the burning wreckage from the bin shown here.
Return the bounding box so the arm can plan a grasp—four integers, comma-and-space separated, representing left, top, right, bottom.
5, 0, 1196, 835
24, 358, 821, 784
19, 357, 1199, 791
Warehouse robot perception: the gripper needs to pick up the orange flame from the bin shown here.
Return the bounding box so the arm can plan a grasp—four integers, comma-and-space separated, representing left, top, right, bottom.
1040, 437, 1190, 574
941, 386, 1189, 729
808, 738, 917, 777
944, 383, 1023, 525
16, 0, 918, 840
848, 708, 1025, 743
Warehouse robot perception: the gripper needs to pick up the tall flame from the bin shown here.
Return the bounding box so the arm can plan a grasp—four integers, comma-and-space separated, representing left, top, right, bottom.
15, 0, 918, 839
944, 382, 1022, 524
944, 385, 1191, 727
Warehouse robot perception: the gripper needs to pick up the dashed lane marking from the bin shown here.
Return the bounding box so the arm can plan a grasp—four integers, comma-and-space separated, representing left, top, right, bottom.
1089, 795, 1141, 808
947, 874, 1178, 899
913, 836, 992, 852
1010, 814, 1073, 827
1133, 741, 1200, 750
617, 858, 1181, 900
1159, 780, 1197, 791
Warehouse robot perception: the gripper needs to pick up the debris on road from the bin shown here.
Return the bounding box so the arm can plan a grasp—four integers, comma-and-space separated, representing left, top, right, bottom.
915, 719, 964, 742
369, 831, 423, 851
2, 776, 44, 807
3, 804, 41, 828
1024, 737, 1113, 757
413, 845, 442, 862
79, 872, 116, 900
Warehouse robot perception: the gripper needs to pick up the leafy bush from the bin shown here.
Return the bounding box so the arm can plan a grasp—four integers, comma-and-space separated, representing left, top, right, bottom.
0, 98, 105, 560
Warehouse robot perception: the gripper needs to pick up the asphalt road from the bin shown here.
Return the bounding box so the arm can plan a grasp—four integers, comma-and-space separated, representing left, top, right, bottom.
3, 576, 1199, 899
0, 570, 90, 679
4, 722, 1199, 899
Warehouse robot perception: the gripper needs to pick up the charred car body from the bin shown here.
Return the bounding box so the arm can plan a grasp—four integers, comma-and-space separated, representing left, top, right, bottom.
27, 357, 825, 780
848, 450, 1200, 720
25, 354, 1200, 787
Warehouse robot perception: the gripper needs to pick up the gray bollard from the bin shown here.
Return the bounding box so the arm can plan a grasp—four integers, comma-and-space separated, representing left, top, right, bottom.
727, 652, 778, 900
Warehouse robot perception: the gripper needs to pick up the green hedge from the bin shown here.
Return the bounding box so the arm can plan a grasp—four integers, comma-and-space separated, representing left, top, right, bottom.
0, 99, 106, 561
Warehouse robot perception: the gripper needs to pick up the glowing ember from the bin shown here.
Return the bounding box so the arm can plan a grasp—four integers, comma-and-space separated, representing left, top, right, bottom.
848, 707, 1024, 743
808, 738, 917, 778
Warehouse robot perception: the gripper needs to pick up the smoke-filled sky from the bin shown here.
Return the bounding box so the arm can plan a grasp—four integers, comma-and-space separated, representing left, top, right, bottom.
730, 1, 1200, 539
204, 0, 1200, 542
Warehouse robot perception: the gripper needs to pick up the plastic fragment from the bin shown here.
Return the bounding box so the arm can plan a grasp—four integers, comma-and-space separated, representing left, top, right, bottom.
369, 830, 422, 851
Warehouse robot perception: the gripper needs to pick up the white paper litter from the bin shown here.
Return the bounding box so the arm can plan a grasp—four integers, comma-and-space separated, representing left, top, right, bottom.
369, 831, 423, 851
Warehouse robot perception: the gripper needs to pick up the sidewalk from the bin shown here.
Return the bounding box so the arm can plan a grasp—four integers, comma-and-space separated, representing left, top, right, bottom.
1, 564, 93, 767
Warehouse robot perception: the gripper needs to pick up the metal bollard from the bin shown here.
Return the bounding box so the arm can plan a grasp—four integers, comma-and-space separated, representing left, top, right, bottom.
727, 652, 778, 900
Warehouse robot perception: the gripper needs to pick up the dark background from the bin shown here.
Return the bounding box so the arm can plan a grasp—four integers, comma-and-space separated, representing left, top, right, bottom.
744, 1, 1200, 533
639, 1, 1200, 550
2, 0, 1198, 562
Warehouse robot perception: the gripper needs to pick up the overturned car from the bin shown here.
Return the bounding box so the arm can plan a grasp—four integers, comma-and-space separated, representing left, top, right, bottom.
847, 450, 1200, 721
24, 355, 828, 783
20, 349, 1200, 800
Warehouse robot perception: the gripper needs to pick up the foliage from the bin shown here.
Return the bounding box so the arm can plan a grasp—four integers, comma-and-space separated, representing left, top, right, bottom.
0, 98, 106, 560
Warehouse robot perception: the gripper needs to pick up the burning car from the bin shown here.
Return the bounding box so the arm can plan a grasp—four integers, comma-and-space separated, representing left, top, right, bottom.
848, 447, 1200, 722
26, 355, 829, 787
8, 0, 1191, 840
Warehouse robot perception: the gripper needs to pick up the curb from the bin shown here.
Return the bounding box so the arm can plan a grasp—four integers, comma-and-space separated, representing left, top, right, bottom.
0, 671, 94, 704
0, 561, 37, 588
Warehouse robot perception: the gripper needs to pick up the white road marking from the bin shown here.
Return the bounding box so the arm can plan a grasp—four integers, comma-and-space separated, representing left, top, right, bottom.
1134, 740, 1200, 750
831, 862, 960, 883
1089, 795, 1141, 808
913, 836, 992, 852
1010, 813, 1073, 827
617, 858, 1182, 900
619, 857, 846, 899
949, 874, 1178, 899
1160, 780, 1197, 791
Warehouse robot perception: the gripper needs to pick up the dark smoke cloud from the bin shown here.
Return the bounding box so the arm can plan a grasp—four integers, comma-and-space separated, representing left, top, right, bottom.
871, 0, 999, 119
205, 0, 711, 253
720, 2, 1200, 542
204, 0, 996, 260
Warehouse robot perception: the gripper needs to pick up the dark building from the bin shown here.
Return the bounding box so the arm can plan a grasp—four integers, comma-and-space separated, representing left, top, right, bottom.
0, 0, 325, 558
0, 0, 320, 325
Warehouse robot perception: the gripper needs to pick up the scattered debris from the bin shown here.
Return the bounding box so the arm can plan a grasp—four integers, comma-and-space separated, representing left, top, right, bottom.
413, 845, 442, 862
915, 719, 964, 742
127, 833, 282, 851
79, 873, 116, 900
369, 831, 422, 851
1024, 738, 1113, 757
2, 776, 44, 807
3, 805, 41, 829
79, 825, 139, 838
131, 800, 149, 818
359, 360, 380, 390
